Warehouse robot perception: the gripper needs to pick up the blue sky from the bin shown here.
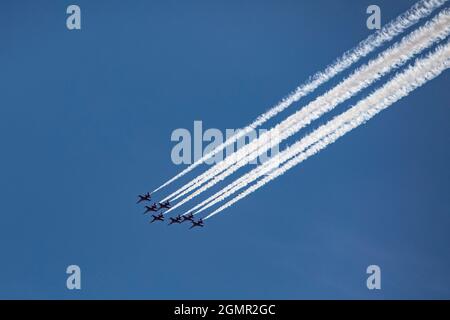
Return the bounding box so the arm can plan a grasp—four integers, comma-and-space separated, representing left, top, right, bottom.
0, 0, 449, 299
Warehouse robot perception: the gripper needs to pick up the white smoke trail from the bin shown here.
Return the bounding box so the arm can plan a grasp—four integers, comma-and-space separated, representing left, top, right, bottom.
204, 41, 450, 220
182, 153, 282, 216
163, 10, 450, 212
170, 10, 450, 207
169, 149, 282, 216
153, 0, 448, 195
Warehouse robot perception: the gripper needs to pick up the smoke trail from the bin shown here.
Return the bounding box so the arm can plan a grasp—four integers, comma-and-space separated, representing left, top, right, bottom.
153, 0, 447, 194
163, 10, 450, 210
204, 41, 450, 219
167, 149, 281, 215
170, 10, 450, 206
182, 154, 282, 216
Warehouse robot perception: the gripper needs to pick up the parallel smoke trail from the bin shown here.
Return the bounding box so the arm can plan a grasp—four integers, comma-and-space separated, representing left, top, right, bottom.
193, 36, 450, 216
203, 42, 450, 220
163, 7, 450, 204
154, 0, 447, 195
174, 151, 282, 217
183, 155, 281, 216
163, 10, 450, 213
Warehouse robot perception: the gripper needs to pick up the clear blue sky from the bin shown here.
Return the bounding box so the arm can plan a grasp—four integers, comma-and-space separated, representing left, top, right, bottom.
0, 0, 449, 299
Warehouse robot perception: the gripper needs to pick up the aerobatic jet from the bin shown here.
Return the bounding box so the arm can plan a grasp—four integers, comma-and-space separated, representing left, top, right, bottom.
143, 203, 158, 214
137, 192, 151, 203
159, 200, 171, 209
181, 213, 194, 223
168, 215, 182, 225
189, 218, 204, 229
150, 213, 164, 223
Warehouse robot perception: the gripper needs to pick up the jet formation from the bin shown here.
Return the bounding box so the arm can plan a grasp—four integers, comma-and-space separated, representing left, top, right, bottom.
136, 193, 205, 229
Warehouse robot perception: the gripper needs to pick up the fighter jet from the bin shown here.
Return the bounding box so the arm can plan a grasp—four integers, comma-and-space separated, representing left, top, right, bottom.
150, 213, 164, 223
168, 215, 182, 225
137, 192, 151, 203
189, 218, 204, 229
143, 203, 158, 214
181, 213, 194, 223
159, 200, 171, 209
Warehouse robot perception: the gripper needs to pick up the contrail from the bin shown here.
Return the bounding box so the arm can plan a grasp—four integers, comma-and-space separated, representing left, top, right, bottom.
153, 0, 447, 195
169, 10, 450, 207
182, 154, 282, 217
162, 10, 450, 212
168, 149, 282, 216
203, 41, 450, 220
192, 33, 450, 216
